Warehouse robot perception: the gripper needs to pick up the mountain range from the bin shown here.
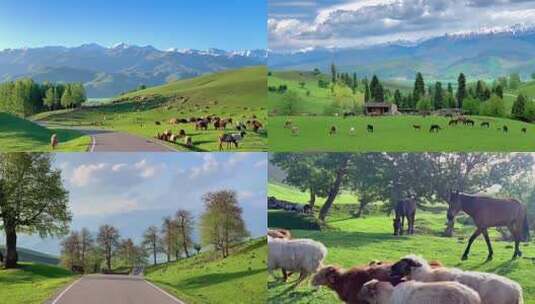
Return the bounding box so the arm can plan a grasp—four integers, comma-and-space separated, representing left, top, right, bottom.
0, 43, 266, 97
268, 25, 535, 82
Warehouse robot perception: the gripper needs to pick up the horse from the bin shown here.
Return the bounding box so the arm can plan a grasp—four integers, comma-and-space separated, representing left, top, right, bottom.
447, 191, 530, 261
448, 119, 458, 126
367, 125, 374, 133
521, 127, 527, 134
429, 125, 441, 133
329, 125, 337, 135
412, 125, 421, 131
463, 119, 475, 126
502, 125, 509, 133
393, 198, 417, 235
480, 122, 490, 128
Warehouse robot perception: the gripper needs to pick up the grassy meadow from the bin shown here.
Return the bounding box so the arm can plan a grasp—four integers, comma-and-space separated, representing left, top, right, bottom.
0, 263, 77, 304
145, 238, 267, 304
33, 66, 267, 152
0, 112, 90, 152
267, 185, 535, 304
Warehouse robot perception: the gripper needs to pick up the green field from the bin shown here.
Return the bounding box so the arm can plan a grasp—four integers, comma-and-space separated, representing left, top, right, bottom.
0, 263, 76, 304
270, 115, 535, 151
145, 238, 267, 304
0, 247, 60, 265
32, 66, 267, 152
268, 183, 359, 206
0, 112, 90, 152
268, 207, 535, 304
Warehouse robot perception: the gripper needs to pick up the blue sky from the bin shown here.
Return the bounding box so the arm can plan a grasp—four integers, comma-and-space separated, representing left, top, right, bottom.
10, 153, 267, 256
0, 0, 266, 50
269, 0, 535, 51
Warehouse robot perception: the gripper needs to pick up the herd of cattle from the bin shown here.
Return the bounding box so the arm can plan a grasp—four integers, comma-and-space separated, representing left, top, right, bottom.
268, 228, 524, 304
154, 114, 264, 150
283, 114, 529, 136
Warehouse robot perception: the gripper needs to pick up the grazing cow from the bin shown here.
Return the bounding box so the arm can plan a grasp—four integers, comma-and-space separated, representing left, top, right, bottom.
412, 125, 421, 131
521, 127, 527, 134
196, 120, 208, 131
449, 119, 458, 126
155, 121, 161, 125
429, 125, 441, 133
367, 125, 374, 133
464, 119, 475, 126
393, 198, 417, 235
330, 125, 337, 135
481, 122, 490, 128
50, 134, 58, 150
214, 120, 227, 130
219, 131, 246, 150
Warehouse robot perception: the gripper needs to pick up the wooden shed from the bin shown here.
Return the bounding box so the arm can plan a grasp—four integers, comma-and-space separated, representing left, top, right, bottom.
364, 102, 398, 116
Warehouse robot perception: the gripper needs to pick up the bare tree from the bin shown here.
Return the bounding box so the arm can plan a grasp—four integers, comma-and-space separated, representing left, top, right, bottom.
175, 209, 194, 258
143, 225, 162, 265
97, 224, 120, 271
161, 217, 177, 263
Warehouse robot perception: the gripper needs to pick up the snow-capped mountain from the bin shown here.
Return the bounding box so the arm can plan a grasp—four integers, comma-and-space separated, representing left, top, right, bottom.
0, 43, 266, 97
269, 25, 535, 81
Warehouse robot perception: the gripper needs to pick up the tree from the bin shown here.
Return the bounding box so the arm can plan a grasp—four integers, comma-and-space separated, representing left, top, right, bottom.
461, 97, 480, 115
352, 72, 358, 94
0, 153, 70, 268
369, 75, 384, 102
43, 87, 57, 110
509, 73, 521, 90
70, 83, 87, 107
512, 94, 528, 120
60, 85, 74, 108
175, 209, 194, 258
493, 84, 504, 99
97, 224, 120, 271
433, 82, 444, 109
117, 238, 146, 268
330, 63, 337, 91
161, 216, 177, 262
413, 73, 425, 101
394, 89, 402, 107
143, 225, 161, 265
60, 231, 81, 269
416, 97, 433, 112
363, 79, 370, 103
200, 190, 249, 258
279, 90, 302, 116
456, 73, 467, 108
480, 94, 505, 117
79, 228, 94, 269
317, 154, 352, 221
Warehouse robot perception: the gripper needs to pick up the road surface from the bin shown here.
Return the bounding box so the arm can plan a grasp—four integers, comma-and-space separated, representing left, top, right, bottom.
49, 274, 184, 304
82, 129, 174, 152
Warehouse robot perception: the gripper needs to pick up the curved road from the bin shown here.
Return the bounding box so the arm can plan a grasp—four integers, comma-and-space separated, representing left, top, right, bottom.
48, 274, 184, 304
82, 129, 175, 152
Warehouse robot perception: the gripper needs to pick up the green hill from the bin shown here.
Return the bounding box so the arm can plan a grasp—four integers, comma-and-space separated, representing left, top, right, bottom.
36, 66, 267, 151
0, 112, 90, 152
0, 263, 75, 304
0, 247, 60, 265
145, 238, 267, 304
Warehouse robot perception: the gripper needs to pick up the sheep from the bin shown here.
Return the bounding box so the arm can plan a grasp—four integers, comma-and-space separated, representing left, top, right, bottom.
268, 238, 327, 287
267, 228, 293, 281
391, 255, 523, 304
359, 279, 481, 304
311, 263, 400, 304
50, 134, 58, 150
291, 126, 299, 135
349, 127, 356, 135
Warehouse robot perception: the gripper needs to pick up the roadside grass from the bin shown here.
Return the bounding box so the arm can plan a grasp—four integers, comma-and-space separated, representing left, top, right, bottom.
270, 115, 535, 152
145, 238, 267, 304
267, 210, 535, 304
0, 263, 77, 304
0, 112, 90, 152
33, 66, 267, 152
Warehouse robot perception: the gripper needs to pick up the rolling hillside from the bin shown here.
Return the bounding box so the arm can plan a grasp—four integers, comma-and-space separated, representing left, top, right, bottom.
0, 112, 90, 152
37, 66, 267, 151
0, 247, 60, 265
145, 238, 267, 304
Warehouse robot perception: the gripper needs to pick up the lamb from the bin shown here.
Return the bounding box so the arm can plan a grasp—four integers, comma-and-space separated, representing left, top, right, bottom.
219, 131, 246, 151
50, 134, 58, 149
359, 279, 481, 304
391, 255, 523, 304
268, 238, 327, 287
311, 263, 401, 304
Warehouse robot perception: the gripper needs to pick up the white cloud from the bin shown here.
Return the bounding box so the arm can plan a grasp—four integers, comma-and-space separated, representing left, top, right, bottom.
72, 197, 141, 216
70, 163, 108, 187
190, 154, 219, 179
69, 160, 164, 187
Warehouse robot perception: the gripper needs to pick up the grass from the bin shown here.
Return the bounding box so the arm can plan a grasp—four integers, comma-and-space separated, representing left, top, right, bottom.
0, 262, 77, 304
34, 66, 267, 152
145, 238, 267, 304
0, 112, 90, 152
0, 247, 60, 265
267, 209, 535, 304
270, 115, 535, 151
268, 182, 359, 206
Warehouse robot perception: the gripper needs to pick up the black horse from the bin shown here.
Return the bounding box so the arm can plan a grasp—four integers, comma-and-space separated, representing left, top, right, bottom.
393, 198, 417, 235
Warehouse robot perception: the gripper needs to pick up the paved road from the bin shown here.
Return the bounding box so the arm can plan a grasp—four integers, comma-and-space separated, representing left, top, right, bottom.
82, 129, 174, 152
49, 275, 184, 304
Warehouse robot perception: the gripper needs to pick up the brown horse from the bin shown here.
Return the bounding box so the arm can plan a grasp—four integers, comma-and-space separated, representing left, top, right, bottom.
393, 198, 417, 235
447, 191, 530, 261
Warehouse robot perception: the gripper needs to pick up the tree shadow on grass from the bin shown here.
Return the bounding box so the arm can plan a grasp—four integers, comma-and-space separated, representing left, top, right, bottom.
0, 264, 72, 284
168, 268, 265, 290
297, 230, 406, 250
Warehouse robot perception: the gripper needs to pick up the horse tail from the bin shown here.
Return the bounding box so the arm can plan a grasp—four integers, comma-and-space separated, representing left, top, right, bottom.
522, 210, 530, 242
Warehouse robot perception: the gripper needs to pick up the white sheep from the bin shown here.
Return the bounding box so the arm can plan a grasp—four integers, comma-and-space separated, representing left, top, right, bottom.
349, 127, 356, 135
268, 237, 327, 286
391, 255, 523, 304
360, 279, 481, 304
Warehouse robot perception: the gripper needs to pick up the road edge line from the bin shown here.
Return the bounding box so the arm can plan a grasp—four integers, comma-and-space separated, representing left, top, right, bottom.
51, 277, 83, 304
144, 280, 185, 303
89, 135, 96, 152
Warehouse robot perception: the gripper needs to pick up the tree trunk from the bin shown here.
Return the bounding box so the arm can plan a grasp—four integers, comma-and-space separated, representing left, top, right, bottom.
106, 249, 111, 271
308, 190, 316, 208
355, 200, 366, 218
153, 246, 157, 265
4, 224, 18, 268
319, 163, 348, 222
182, 229, 190, 258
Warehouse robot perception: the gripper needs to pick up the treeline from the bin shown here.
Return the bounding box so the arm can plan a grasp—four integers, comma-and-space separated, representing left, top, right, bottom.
0, 79, 86, 117
60, 190, 249, 272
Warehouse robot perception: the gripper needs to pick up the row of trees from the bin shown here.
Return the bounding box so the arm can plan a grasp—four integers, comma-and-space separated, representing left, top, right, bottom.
271, 153, 535, 231
0, 152, 249, 270
0, 79, 86, 116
